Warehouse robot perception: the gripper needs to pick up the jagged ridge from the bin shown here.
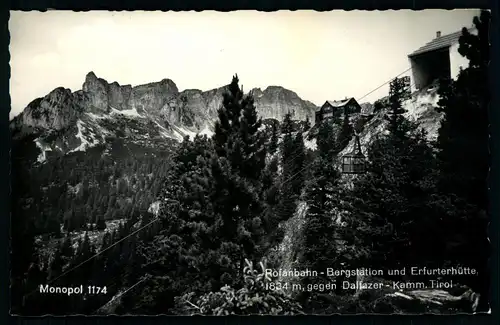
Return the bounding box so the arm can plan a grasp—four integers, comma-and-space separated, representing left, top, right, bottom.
10, 72, 320, 161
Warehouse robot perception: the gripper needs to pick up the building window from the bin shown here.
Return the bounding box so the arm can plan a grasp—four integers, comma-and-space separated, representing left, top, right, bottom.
342, 155, 366, 174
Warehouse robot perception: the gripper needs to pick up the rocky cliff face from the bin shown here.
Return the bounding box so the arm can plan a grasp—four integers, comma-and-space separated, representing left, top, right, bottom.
11, 71, 444, 167
10, 87, 86, 133
250, 86, 316, 121
14, 72, 318, 132
338, 86, 443, 159
10, 72, 319, 162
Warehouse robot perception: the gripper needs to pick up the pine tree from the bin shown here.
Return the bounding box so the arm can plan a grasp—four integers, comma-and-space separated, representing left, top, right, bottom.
290, 132, 306, 196
299, 119, 342, 305
48, 245, 66, 281
96, 214, 106, 230
386, 77, 414, 141
304, 116, 311, 131
210, 75, 267, 285
60, 235, 74, 259
277, 112, 297, 222
337, 111, 354, 153
434, 10, 490, 311
316, 120, 336, 160
23, 255, 48, 315
269, 121, 279, 155
281, 112, 294, 135
436, 10, 489, 210
239, 93, 267, 181
348, 77, 436, 271
71, 232, 94, 283
262, 155, 279, 198
213, 75, 243, 158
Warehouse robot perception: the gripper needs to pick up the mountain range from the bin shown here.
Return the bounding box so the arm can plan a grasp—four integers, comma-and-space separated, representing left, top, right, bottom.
10, 72, 444, 166
10, 71, 448, 315
10, 72, 319, 163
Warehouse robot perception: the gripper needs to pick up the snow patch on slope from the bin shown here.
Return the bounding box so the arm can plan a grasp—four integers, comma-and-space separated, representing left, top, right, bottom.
179, 127, 197, 139
152, 120, 183, 141
198, 125, 214, 138
110, 106, 143, 118
35, 138, 52, 163
86, 112, 108, 120
171, 125, 209, 141
69, 120, 92, 153
304, 137, 317, 150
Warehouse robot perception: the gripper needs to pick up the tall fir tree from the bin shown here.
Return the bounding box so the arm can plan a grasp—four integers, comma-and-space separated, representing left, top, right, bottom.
209, 75, 268, 288
385, 77, 415, 141
298, 119, 342, 307
269, 121, 279, 155
290, 132, 306, 196
316, 120, 336, 160
281, 111, 294, 135
277, 112, 298, 222
304, 116, 311, 131
434, 10, 490, 310
337, 110, 354, 153
348, 76, 436, 271
239, 93, 267, 181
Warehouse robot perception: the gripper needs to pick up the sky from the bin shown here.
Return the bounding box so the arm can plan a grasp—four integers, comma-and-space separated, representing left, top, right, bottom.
9, 9, 479, 119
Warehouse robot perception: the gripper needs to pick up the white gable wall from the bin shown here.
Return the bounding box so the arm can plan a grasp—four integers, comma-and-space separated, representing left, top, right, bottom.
449, 28, 476, 80
449, 43, 470, 80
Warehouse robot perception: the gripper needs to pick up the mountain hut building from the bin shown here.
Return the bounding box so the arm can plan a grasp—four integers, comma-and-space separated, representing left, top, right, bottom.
314, 97, 361, 124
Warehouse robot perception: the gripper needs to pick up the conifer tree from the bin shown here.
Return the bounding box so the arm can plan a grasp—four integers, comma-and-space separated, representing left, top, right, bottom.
277, 112, 297, 222
434, 10, 490, 311
385, 77, 414, 141
262, 156, 279, 205
281, 111, 294, 135
290, 132, 306, 196
299, 119, 342, 305
213, 75, 243, 158
239, 93, 267, 181
304, 116, 311, 131
349, 77, 436, 270
96, 214, 106, 230
48, 246, 66, 281
436, 10, 489, 210
210, 75, 268, 286
269, 121, 279, 155
316, 120, 336, 160
60, 235, 74, 259
28, 259, 49, 314
337, 111, 354, 153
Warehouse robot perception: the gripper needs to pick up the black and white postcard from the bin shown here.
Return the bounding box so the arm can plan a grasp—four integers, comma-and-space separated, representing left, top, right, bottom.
9, 9, 490, 315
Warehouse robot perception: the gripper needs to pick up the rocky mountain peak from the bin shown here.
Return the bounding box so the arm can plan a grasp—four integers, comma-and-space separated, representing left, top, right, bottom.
159, 78, 178, 90
84, 70, 98, 82
13, 85, 84, 134
252, 85, 315, 121
264, 85, 299, 97
249, 87, 263, 97
264, 85, 285, 91
11, 73, 322, 158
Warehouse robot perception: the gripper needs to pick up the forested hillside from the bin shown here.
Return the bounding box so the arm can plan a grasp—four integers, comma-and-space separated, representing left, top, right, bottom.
10, 10, 490, 315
